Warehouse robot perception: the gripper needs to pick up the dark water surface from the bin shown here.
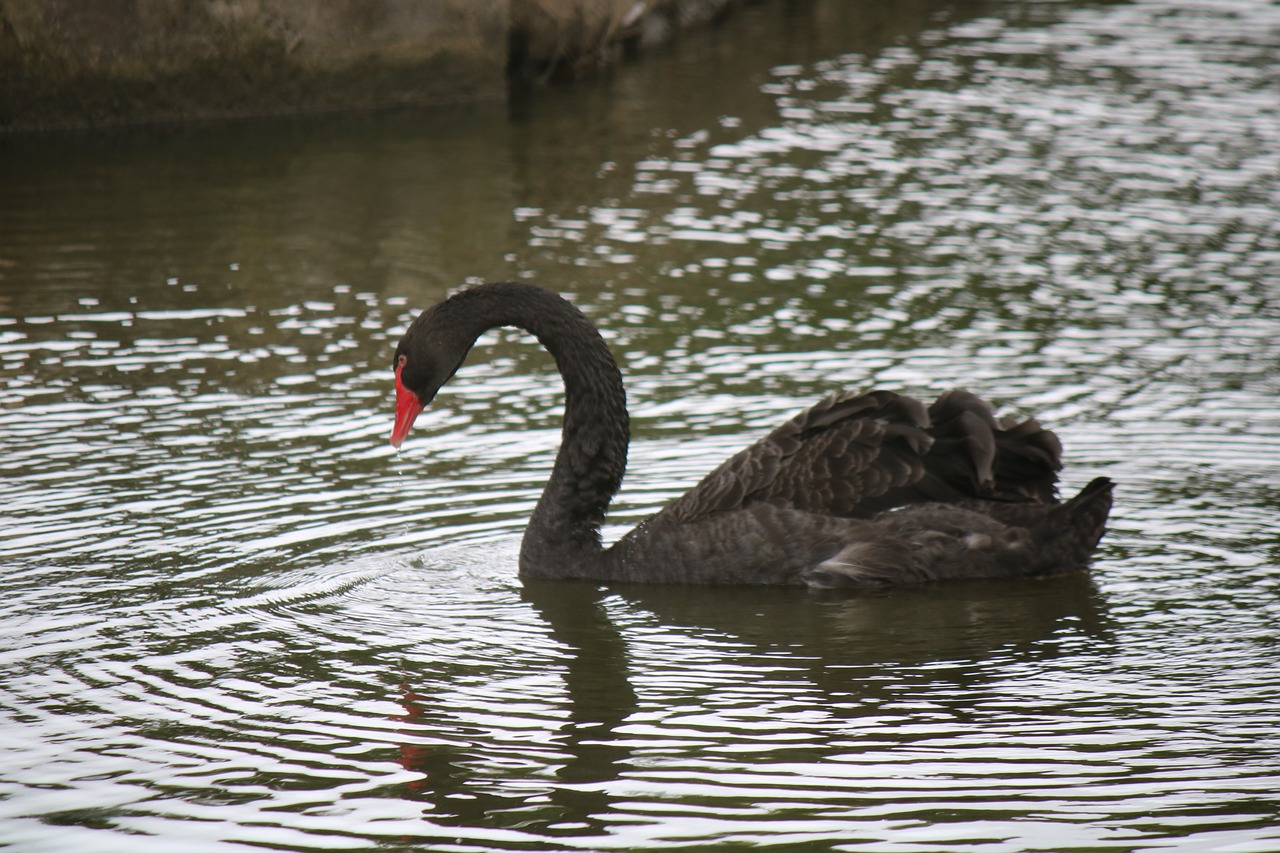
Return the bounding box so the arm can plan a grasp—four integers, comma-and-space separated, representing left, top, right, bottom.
3, 0, 1279, 849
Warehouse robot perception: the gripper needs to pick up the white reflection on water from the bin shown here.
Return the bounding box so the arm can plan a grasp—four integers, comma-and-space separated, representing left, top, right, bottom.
2, 0, 1280, 850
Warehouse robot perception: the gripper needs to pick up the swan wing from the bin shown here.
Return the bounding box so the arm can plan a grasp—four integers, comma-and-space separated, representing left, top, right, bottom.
657, 389, 1066, 526
659, 390, 936, 524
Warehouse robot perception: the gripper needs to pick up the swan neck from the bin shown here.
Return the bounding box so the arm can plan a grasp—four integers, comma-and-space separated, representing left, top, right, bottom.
459, 285, 628, 577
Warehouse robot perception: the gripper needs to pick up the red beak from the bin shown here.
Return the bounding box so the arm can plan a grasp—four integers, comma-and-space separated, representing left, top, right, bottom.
391, 363, 424, 449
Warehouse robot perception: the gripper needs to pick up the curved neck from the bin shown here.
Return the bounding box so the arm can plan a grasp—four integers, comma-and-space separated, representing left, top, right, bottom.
443, 284, 629, 577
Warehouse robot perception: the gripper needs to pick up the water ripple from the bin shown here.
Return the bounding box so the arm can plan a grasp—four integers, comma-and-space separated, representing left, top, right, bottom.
3, 0, 1280, 850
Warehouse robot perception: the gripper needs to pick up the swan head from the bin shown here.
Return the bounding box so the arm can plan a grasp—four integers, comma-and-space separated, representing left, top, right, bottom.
389, 303, 477, 449
390, 351, 431, 449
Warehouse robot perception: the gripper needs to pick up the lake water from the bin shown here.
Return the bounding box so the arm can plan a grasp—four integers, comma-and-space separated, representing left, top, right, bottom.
3, 0, 1279, 850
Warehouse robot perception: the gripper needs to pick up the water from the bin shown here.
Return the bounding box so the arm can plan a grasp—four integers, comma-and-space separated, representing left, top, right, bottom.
3, 0, 1279, 849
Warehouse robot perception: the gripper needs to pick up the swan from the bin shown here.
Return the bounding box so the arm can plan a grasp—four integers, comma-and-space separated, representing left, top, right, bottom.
390, 282, 1112, 587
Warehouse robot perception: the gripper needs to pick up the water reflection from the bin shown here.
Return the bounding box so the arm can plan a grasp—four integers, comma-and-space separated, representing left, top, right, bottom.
3, 0, 1280, 849
395, 582, 635, 837
381, 570, 1114, 846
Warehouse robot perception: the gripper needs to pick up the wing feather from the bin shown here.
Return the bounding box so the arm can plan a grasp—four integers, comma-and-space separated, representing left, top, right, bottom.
660, 390, 933, 524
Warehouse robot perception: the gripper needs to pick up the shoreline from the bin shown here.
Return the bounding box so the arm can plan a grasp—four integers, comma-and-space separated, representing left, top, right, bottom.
0, 0, 743, 133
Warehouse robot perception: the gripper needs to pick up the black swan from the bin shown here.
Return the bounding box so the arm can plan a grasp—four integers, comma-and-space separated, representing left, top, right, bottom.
390, 282, 1113, 587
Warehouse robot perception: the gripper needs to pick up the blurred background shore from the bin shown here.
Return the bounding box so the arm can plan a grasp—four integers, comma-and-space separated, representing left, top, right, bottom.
1, 0, 746, 132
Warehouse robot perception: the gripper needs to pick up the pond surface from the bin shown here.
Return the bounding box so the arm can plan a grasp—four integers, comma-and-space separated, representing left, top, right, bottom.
3, 0, 1280, 849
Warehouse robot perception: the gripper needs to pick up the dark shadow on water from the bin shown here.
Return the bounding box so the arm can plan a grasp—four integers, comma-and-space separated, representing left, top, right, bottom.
610, 571, 1114, 661
390, 570, 1113, 844
609, 571, 1116, 699
387, 580, 636, 844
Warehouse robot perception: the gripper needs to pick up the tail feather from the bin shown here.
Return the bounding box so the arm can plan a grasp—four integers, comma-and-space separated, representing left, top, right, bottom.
1036, 476, 1114, 570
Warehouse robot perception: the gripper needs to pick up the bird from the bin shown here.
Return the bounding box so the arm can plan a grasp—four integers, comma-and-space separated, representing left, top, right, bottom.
390, 281, 1113, 588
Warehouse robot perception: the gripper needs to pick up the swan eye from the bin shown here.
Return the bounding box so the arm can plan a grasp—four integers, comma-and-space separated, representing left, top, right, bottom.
395, 353, 407, 371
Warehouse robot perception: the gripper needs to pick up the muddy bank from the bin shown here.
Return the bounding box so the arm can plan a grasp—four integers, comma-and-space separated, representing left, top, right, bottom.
0, 0, 740, 132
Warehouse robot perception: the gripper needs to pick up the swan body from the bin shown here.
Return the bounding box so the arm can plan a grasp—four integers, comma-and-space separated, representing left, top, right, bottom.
391, 282, 1112, 587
